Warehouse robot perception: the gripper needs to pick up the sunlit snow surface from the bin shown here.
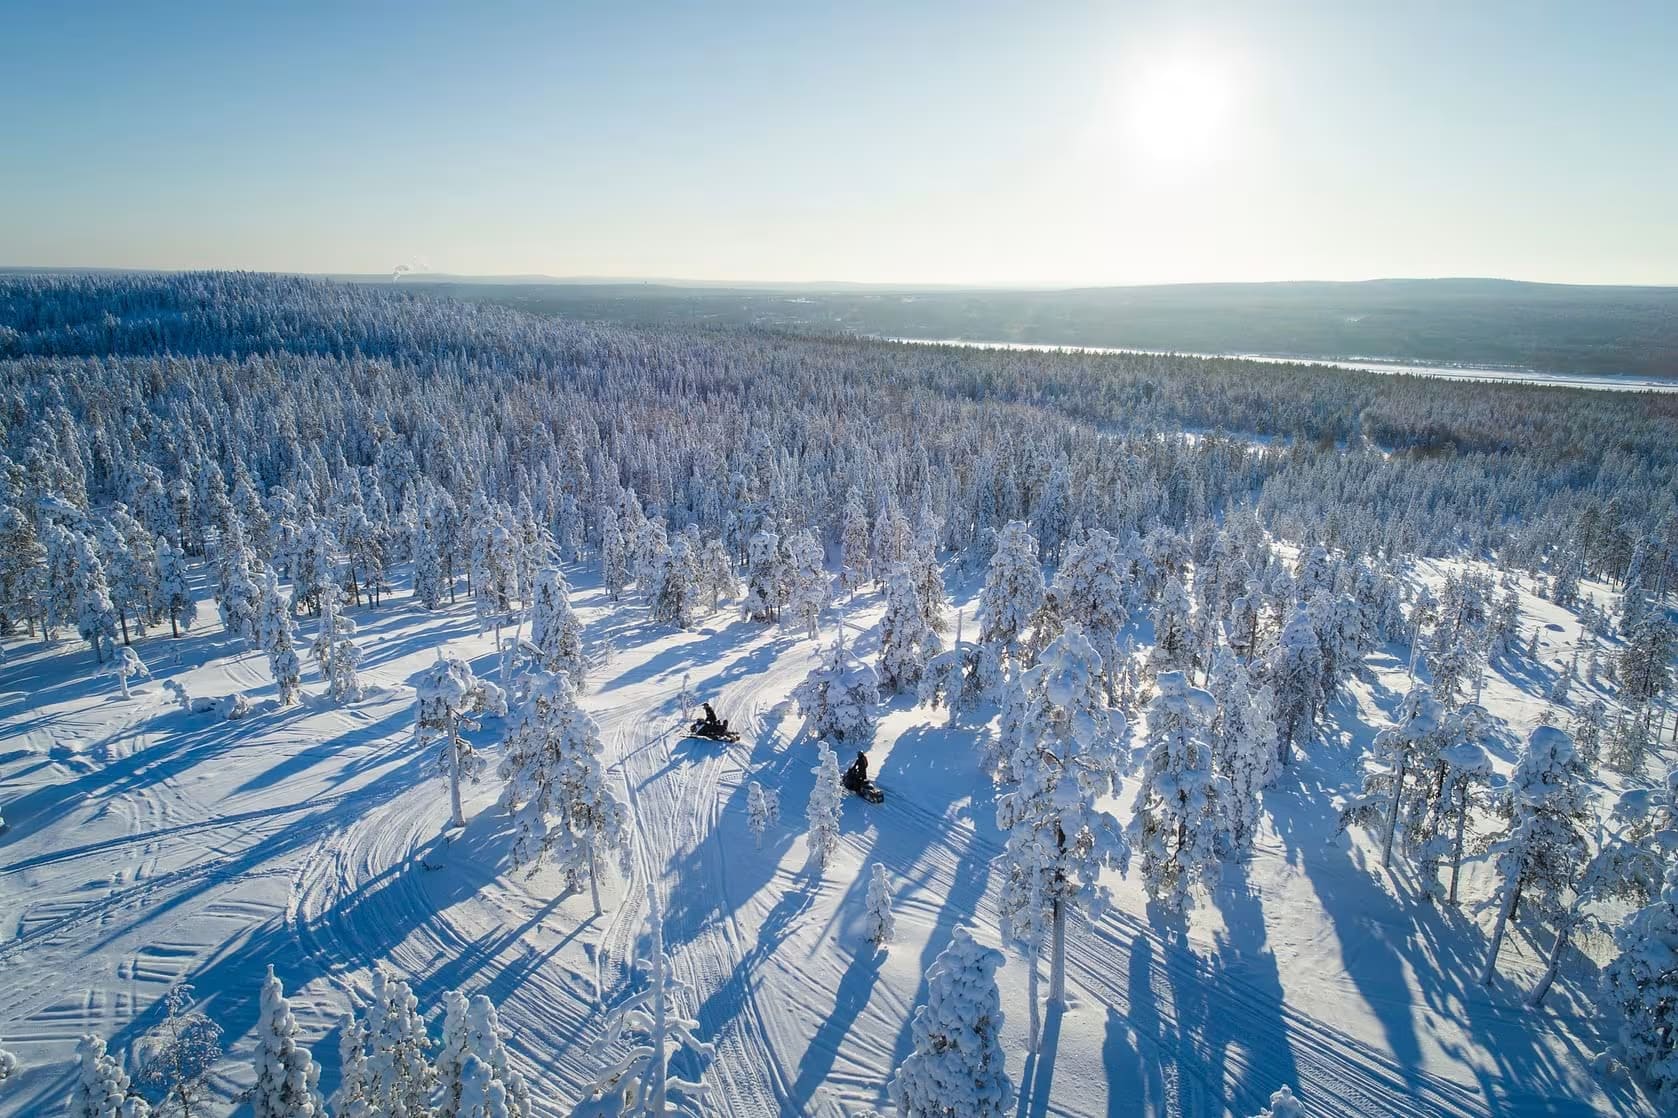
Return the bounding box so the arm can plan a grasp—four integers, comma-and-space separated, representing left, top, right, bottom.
0, 562, 1659, 1116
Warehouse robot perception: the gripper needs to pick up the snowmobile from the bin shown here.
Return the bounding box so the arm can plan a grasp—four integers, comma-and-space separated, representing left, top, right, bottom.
687, 702, 742, 744
842, 751, 885, 804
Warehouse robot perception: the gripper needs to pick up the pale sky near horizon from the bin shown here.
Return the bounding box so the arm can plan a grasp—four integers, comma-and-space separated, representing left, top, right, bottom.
3, 1, 1676, 286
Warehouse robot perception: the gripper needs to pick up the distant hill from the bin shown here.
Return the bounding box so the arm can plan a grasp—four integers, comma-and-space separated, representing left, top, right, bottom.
367, 276, 1678, 378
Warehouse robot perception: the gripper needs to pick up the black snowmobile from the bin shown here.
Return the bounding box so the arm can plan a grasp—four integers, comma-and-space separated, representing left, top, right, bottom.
842, 751, 885, 804
688, 702, 741, 744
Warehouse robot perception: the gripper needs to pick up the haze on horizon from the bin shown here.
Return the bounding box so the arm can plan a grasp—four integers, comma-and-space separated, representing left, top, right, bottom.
3, 1, 1676, 288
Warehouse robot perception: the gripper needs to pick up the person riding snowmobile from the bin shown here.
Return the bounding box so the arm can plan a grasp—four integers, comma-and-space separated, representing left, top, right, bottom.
842, 751, 869, 793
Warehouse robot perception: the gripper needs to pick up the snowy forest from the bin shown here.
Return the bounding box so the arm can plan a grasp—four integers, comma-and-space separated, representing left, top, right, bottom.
1, 271, 1675, 1117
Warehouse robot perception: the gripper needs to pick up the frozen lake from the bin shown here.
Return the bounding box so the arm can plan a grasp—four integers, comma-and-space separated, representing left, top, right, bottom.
882, 336, 1678, 392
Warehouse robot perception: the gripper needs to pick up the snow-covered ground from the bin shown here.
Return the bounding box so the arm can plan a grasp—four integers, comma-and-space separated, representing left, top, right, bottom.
0, 562, 1666, 1116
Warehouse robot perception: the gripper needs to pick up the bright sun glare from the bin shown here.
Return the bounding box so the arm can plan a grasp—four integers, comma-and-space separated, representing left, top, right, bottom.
1123, 53, 1234, 165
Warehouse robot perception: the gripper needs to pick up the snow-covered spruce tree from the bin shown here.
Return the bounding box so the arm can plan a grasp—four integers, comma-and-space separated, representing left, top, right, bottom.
878, 563, 942, 695
1046, 527, 1130, 699
331, 1013, 373, 1118
793, 632, 881, 746
1569, 697, 1609, 767
599, 506, 628, 602
1148, 575, 1195, 680
250, 965, 325, 1118
1527, 821, 1663, 1008
1605, 709, 1652, 778
69, 1033, 133, 1118
976, 520, 1045, 689
839, 492, 872, 594
746, 780, 779, 847
1600, 860, 1678, 1108
1248, 1084, 1305, 1118
416, 653, 508, 829
1267, 605, 1323, 766
72, 532, 119, 664
806, 740, 844, 871
436, 991, 532, 1118
365, 967, 433, 1118
587, 886, 713, 1114
258, 569, 304, 706
1430, 634, 1472, 712
311, 587, 362, 703
1618, 619, 1674, 729
498, 669, 630, 913
700, 536, 737, 612
742, 527, 788, 623
650, 531, 703, 630
995, 626, 1130, 1047
1340, 686, 1441, 869
0, 504, 46, 637
0, 1040, 16, 1085
1132, 669, 1226, 912
1433, 737, 1495, 905
888, 927, 1014, 1118
155, 536, 196, 638
864, 862, 895, 947
528, 566, 585, 682
1208, 651, 1276, 856
473, 522, 518, 639
784, 527, 829, 640
413, 513, 445, 610
1480, 726, 1592, 986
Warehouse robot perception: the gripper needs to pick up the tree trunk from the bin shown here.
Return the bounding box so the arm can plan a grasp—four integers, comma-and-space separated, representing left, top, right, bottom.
1480, 874, 1521, 985
119, 612, 131, 645
1447, 794, 1469, 904
1527, 913, 1573, 1007
1026, 943, 1042, 1054
448, 727, 466, 829
171, 616, 179, 639
1381, 757, 1408, 867
1049, 897, 1067, 1008
590, 860, 602, 915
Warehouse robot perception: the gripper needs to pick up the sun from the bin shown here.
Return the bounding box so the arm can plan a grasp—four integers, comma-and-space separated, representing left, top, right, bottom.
1122, 53, 1235, 166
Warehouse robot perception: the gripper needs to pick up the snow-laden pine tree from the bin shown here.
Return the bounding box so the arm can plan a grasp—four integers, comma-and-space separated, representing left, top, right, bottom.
103, 644, 149, 699
1268, 605, 1323, 765
746, 780, 778, 847
528, 567, 585, 682
888, 927, 1014, 1118
499, 669, 629, 913
783, 527, 828, 640
0, 1040, 15, 1085
1570, 698, 1608, 766
1480, 726, 1592, 985
250, 965, 325, 1118
1601, 860, 1678, 1109
976, 520, 1044, 689
864, 862, 895, 947
586, 886, 713, 1114
877, 564, 942, 695
310, 587, 362, 703
413, 511, 446, 610
331, 1013, 373, 1118
806, 741, 844, 871
436, 991, 532, 1118
256, 569, 303, 706
793, 632, 880, 747
1208, 651, 1276, 855
1148, 576, 1194, 680
365, 967, 433, 1118
1046, 527, 1130, 699
1132, 669, 1226, 912
743, 528, 788, 623
216, 520, 264, 643
0, 505, 45, 638
416, 653, 508, 829
700, 537, 737, 612
599, 507, 628, 602
1341, 686, 1441, 868
839, 493, 871, 594
995, 626, 1130, 1047
72, 532, 119, 663
155, 535, 196, 638
69, 1034, 132, 1118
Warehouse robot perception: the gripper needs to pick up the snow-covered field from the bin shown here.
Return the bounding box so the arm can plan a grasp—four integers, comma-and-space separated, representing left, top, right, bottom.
2, 559, 1664, 1116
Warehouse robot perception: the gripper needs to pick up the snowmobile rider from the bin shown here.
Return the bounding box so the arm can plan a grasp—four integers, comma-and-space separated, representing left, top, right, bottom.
701, 701, 727, 734
842, 750, 869, 793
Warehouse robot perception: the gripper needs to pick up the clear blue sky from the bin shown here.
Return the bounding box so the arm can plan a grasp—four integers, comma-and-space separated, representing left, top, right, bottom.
3, 1, 1675, 285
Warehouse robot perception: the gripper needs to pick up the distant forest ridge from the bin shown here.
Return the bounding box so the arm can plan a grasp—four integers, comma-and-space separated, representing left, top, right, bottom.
367, 276, 1678, 379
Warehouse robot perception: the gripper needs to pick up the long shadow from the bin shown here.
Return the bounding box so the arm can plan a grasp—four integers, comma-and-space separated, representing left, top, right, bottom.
788, 943, 883, 1110
1019, 1004, 1064, 1118
1102, 934, 1169, 1115
1207, 870, 1301, 1114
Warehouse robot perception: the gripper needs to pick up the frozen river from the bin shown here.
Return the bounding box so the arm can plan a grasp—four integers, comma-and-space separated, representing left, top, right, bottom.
881, 336, 1678, 392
